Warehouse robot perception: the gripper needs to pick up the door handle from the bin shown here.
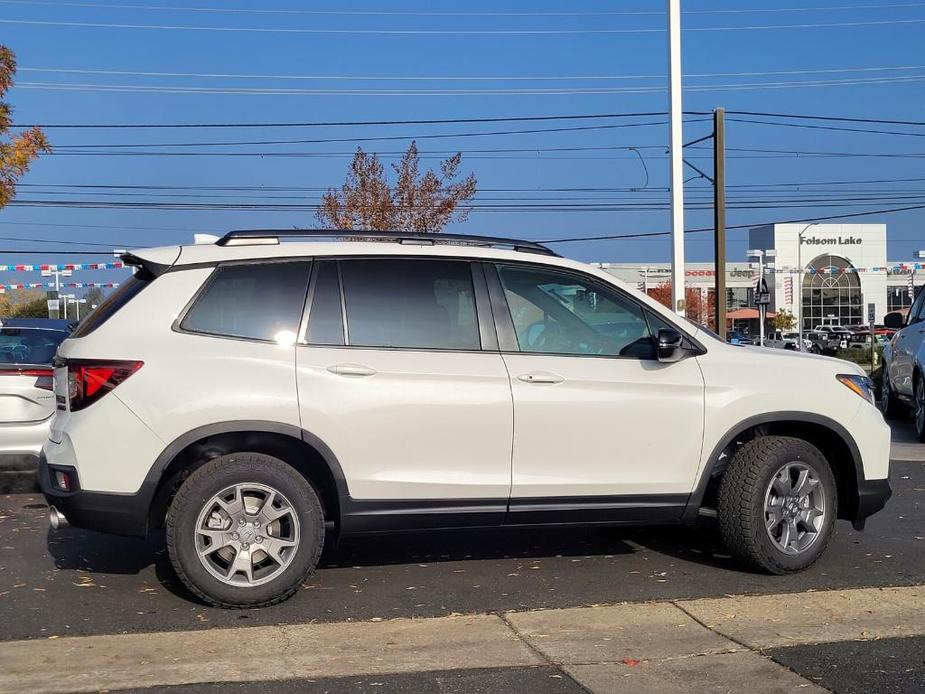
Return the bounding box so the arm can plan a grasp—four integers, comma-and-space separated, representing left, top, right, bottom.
327, 363, 377, 377
517, 372, 564, 384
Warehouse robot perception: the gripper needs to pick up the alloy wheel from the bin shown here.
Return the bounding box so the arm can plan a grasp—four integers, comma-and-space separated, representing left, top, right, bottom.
764, 462, 826, 555
194, 482, 300, 587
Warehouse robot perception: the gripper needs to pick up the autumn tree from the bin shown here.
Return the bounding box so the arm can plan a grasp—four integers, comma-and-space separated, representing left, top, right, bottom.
1, 46, 49, 209
316, 141, 476, 232
0, 289, 48, 318
774, 309, 796, 331
647, 282, 716, 330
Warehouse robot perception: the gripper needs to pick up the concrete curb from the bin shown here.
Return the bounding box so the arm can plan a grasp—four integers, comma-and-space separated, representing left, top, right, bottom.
1, 584, 922, 694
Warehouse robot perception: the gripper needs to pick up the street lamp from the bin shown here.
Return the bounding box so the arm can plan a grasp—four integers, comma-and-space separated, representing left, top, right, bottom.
747, 249, 776, 347
796, 222, 820, 351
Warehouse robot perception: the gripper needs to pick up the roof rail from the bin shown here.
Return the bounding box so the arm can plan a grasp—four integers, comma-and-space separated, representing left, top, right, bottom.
214, 229, 558, 256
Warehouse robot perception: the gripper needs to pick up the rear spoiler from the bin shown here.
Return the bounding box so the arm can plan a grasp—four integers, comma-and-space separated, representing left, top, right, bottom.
120, 247, 182, 278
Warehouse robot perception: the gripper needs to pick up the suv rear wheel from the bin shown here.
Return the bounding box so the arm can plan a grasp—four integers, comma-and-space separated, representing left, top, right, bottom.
166, 453, 324, 608
718, 436, 836, 574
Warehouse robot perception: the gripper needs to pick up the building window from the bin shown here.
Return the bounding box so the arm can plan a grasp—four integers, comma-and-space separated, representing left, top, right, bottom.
887, 286, 913, 312
801, 254, 863, 330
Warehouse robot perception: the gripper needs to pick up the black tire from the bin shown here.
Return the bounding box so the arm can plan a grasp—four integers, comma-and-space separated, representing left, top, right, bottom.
880, 372, 906, 421
718, 436, 837, 575
166, 453, 324, 608
915, 375, 925, 443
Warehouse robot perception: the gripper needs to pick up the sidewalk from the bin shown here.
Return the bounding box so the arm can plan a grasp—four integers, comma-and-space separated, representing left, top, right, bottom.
3, 585, 923, 694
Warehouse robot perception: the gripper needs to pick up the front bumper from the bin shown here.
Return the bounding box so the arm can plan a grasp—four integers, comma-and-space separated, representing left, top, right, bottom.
39, 452, 150, 537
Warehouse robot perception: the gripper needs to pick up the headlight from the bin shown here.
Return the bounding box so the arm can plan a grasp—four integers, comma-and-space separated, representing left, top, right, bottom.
836, 374, 876, 405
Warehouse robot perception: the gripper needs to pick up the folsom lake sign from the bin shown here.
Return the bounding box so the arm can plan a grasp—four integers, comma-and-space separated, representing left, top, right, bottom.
800, 236, 863, 246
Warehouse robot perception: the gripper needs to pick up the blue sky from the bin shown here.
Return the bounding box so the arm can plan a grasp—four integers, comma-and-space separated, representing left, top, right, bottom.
1, 0, 924, 290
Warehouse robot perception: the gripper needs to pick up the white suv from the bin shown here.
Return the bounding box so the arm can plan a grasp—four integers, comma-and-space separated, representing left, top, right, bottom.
41, 231, 892, 608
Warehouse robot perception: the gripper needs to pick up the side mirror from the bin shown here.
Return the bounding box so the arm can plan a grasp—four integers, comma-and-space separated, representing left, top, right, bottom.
884, 312, 904, 329
657, 328, 685, 363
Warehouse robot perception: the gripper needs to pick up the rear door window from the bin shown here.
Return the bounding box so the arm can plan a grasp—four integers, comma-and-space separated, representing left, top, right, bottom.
180, 261, 311, 342
338, 259, 480, 350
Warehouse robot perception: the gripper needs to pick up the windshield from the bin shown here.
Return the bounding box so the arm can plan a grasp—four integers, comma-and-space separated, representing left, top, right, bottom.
0, 328, 68, 365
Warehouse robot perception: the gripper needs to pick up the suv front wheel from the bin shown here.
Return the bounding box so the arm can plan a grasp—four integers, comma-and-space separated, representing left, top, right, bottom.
166, 453, 324, 608
718, 436, 836, 574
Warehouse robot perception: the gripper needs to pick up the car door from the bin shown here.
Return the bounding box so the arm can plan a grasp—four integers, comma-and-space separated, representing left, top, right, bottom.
485, 262, 705, 524
893, 288, 925, 397
295, 257, 514, 532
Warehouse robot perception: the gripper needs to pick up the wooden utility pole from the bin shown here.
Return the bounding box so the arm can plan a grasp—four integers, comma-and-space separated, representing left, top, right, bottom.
713, 108, 727, 338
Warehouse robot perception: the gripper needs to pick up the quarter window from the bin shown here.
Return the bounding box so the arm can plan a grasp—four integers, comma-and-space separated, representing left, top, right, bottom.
498, 265, 657, 358
305, 261, 345, 345
339, 259, 480, 350
181, 261, 311, 341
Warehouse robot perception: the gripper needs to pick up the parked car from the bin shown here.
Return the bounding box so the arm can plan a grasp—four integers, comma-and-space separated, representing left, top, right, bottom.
727, 330, 753, 345
0, 319, 72, 485
880, 288, 925, 440
766, 331, 813, 352
42, 230, 892, 608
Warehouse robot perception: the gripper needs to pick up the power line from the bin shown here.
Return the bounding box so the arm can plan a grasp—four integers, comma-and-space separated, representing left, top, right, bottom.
726, 116, 925, 137
46, 122, 681, 149
726, 110, 925, 126
3, 17, 925, 34
13, 110, 925, 130
17, 74, 925, 95
4, 1, 925, 16
11, 111, 672, 129
537, 204, 925, 243
19, 64, 925, 81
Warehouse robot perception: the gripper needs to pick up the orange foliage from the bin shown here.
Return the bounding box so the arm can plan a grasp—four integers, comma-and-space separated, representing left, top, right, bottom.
0, 46, 50, 209
316, 141, 476, 232
647, 281, 717, 330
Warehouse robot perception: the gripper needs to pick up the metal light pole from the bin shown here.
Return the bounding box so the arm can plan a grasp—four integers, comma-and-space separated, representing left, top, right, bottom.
667, 0, 686, 315
748, 249, 775, 347
796, 222, 819, 351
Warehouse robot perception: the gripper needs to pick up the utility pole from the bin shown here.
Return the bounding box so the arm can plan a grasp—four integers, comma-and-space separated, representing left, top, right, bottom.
713, 108, 726, 338
667, 0, 686, 316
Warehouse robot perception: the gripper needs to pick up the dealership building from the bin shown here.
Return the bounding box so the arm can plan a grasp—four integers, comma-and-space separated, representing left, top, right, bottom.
595, 223, 922, 330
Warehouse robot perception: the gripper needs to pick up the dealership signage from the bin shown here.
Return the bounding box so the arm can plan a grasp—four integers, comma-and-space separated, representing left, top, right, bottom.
800, 236, 863, 246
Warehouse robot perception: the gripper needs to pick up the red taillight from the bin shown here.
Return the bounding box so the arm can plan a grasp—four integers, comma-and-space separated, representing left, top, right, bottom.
66, 360, 143, 412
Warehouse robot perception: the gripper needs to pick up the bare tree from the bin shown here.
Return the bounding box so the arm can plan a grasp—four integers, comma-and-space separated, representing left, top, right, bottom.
317, 141, 476, 232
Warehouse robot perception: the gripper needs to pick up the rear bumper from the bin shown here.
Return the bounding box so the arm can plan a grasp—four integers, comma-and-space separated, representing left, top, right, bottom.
39, 452, 150, 537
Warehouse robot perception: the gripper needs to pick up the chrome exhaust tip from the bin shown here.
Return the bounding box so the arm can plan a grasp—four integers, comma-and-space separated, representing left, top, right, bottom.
49, 506, 68, 530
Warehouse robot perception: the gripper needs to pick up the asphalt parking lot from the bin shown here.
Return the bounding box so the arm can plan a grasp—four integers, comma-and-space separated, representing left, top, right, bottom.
0, 420, 922, 693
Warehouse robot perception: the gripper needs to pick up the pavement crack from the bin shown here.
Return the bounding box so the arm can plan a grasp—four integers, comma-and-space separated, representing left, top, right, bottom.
496, 611, 594, 694
670, 601, 837, 693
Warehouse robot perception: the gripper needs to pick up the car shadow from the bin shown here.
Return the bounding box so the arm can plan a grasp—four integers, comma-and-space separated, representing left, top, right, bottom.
45, 519, 747, 605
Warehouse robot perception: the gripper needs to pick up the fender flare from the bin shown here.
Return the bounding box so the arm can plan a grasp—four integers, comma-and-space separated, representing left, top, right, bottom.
681, 411, 863, 523
140, 420, 351, 523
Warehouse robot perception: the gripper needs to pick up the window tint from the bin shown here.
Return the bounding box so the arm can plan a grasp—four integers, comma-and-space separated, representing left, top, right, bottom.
71, 272, 151, 338
305, 261, 345, 345
0, 328, 68, 365
181, 261, 311, 341
910, 286, 925, 325
340, 259, 480, 350
498, 265, 656, 358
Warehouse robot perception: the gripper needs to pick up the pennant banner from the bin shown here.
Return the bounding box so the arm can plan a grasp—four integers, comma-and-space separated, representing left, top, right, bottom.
0, 262, 126, 272
759, 263, 925, 275
0, 282, 119, 292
